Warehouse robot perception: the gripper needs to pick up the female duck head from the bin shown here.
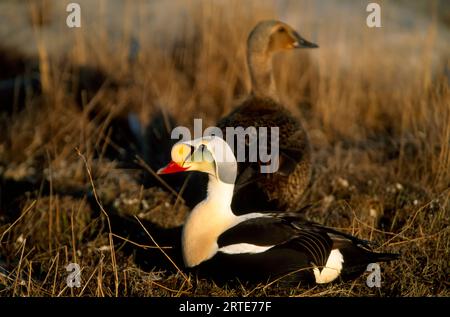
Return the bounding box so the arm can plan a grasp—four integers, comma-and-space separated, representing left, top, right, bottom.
247, 20, 318, 54
157, 136, 237, 185
247, 20, 318, 99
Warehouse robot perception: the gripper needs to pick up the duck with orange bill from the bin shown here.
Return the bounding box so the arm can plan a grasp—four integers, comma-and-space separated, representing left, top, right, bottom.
183, 20, 318, 213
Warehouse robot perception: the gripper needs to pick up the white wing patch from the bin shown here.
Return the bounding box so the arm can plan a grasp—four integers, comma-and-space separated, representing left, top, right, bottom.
217, 213, 274, 255
313, 249, 344, 284
236, 212, 269, 222
219, 243, 274, 255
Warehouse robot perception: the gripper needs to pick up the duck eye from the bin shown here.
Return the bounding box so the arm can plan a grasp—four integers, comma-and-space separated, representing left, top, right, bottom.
277, 27, 286, 33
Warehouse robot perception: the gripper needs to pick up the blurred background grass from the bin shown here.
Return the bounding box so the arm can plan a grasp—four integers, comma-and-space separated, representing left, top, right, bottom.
0, 0, 448, 296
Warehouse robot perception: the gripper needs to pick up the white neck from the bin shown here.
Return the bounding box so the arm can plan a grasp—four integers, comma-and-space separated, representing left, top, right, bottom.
181, 175, 237, 267
204, 175, 235, 211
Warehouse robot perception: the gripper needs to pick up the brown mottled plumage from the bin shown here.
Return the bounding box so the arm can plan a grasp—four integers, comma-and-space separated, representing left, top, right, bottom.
217, 20, 318, 212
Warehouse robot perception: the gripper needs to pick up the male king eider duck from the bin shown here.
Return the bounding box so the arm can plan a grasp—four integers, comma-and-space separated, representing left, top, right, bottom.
158, 136, 399, 285
216, 20, 318, 213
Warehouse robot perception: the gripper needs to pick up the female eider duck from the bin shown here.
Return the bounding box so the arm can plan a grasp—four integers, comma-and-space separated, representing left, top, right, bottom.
217, 20, 318, 212
158, 136, 399, 285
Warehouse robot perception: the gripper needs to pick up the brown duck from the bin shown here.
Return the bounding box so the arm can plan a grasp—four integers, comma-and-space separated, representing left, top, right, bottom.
217, 20, 318, 213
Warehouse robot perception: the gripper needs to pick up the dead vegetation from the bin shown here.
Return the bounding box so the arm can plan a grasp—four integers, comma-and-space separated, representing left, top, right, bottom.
0, 0, 449, 297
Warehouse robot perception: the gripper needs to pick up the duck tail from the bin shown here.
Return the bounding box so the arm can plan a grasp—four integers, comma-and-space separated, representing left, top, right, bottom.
370, 251, 400, 263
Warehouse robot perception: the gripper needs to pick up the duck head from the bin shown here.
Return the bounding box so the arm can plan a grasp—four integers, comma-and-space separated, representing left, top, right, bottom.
248, 20, 318, 54
157, 136, 237, 185
247, 20, 318, 100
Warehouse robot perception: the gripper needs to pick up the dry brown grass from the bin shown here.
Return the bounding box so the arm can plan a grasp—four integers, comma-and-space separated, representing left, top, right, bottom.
0, 0, 449, 297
